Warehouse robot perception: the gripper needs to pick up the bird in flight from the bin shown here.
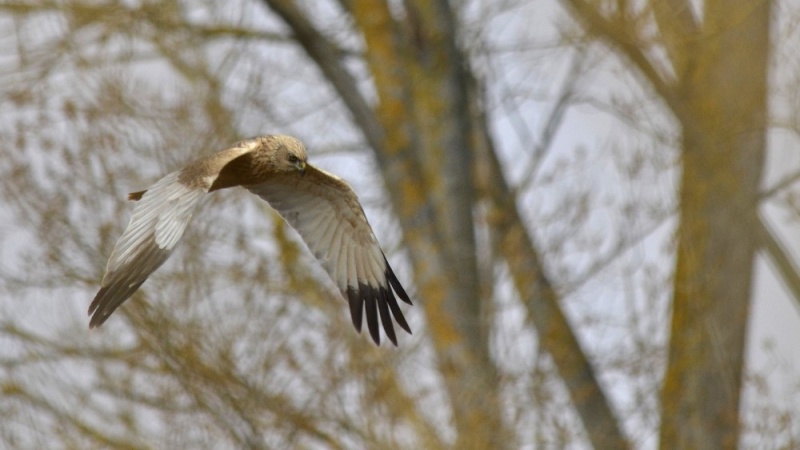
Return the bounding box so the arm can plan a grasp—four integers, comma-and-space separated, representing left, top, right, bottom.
89, 135, 412, 345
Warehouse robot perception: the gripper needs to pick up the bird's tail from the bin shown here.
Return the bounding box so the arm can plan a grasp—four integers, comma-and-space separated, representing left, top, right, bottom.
128, 190, 147, 201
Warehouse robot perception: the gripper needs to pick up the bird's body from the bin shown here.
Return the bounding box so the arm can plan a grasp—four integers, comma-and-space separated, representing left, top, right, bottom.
90, 135, 412, 345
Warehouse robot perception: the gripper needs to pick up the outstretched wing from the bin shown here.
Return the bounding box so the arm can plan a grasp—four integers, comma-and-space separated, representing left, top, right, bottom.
88, 171, 208, 328
90, 144, 257, 328
246, 165, 412, 346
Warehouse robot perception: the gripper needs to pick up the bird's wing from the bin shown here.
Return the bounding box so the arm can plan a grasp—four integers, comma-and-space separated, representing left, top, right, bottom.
88, 171, 207, 327
245, 165, 412, 346
89, 146, 252, 328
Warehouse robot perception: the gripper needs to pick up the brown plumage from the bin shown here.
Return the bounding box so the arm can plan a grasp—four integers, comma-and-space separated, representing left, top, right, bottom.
89, 135, 412, 345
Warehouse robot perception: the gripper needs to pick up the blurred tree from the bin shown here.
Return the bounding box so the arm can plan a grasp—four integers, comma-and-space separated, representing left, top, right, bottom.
561, 1, 771, 448
0, 0, 797, 449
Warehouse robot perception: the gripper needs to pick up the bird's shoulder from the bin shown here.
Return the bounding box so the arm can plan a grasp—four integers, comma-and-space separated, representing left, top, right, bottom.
301, 165, 356, 199
177, 146, 255, 190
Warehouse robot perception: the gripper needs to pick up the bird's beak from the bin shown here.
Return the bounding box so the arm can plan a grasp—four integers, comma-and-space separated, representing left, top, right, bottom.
296, 161, 306, 176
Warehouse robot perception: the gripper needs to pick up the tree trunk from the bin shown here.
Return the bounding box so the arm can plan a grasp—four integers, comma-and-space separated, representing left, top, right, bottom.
660, 1, 771, 448
265, 0, 508, 446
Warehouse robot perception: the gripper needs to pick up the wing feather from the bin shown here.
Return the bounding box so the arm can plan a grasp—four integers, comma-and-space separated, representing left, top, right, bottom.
246, 165, 412, 345
347, 285, 364, 333
302, 212, 325, 240
346, 232, 358, 288
328, 230, 349, 286
325, 221, 346, 285
367, 246, 384, 287
363, 283, 380, 344
377, 288, 396, 345
310, 214, 341, 258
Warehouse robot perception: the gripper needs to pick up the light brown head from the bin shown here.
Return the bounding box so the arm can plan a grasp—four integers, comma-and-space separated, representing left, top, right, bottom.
244, 135, 308, 176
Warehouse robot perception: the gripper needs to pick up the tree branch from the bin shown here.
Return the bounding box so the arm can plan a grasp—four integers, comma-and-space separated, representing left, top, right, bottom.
758, 214, 800, 314
650, 0, 699, 79
516, 46, 585, 192
561, 0, 681, 115
760, 169, 800, 200
469, 74, 630, 450
259, 0, 385, 153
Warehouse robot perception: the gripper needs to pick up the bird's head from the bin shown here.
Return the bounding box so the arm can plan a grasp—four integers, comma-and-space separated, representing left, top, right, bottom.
251, 134, 308, 175
267, 135, 308, 176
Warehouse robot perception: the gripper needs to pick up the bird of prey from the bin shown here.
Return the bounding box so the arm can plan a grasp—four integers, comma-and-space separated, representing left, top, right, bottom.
89, 135, 412, 345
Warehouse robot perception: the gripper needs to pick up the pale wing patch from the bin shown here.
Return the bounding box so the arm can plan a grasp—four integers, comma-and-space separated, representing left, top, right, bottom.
246, 175, 366, 293
154, 185, 205, 249
106, 172, 204, 271
90, 171, 208, 328
264, 188, 329, 232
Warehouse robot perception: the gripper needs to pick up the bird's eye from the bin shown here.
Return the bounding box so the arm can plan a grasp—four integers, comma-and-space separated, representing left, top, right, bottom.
288, 155, 298, 163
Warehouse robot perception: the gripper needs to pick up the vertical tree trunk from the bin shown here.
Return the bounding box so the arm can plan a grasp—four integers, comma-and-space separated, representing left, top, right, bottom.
310, 0, 507, 446
397, 6, 505, 447
660, 1, 771, 448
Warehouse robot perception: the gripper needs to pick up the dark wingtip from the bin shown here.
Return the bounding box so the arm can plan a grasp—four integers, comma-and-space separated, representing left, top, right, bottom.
385, 287, 412, 335
87, 292, 109, 329
362, 285, 380, 345
384, 256, 412, 305
88, 308, 109, 329
88, 316, 105, 329
377, 288, 398, 346
346, 286, 364, 332
87, 286, 106, 317
346, 270, 412, 345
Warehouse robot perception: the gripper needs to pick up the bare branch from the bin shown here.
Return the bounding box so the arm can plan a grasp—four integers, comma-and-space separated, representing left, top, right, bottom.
758, 214, 800, 314
469, 74, 630, 450
561, 0, 681, 115
515, 46, 586, 192
563, 213, 672, 295
760, 169, 800, 200
259, 0, 384, 152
